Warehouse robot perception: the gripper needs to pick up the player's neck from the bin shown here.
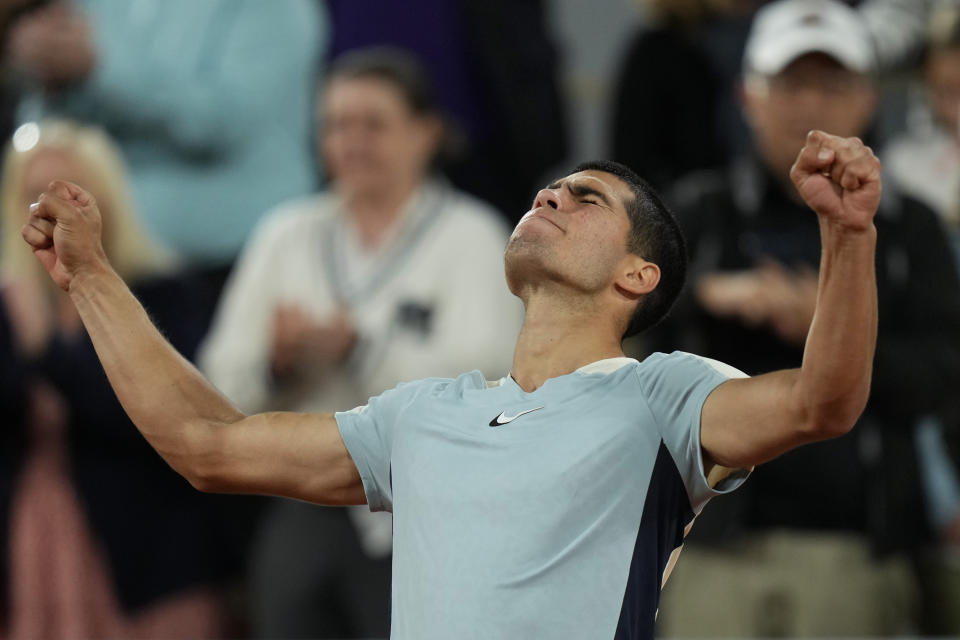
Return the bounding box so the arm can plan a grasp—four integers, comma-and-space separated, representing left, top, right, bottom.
510, 294, 624, 392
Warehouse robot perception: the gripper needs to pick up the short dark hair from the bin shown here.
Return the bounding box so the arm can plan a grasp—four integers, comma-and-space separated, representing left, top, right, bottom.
327, 46, 438, 117
572, 160, 687, 338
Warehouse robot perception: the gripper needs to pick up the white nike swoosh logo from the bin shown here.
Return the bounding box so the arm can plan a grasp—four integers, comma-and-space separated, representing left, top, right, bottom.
490, 406, 544, 426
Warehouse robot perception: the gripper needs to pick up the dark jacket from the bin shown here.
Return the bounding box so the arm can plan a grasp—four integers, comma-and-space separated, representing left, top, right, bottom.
0, 294, 27, 623
16, 275, 245, 611
611, 25, 724, 193
651, 156, 960, 555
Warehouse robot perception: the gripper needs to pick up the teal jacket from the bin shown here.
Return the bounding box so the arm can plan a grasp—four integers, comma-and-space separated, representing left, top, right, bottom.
21, 0, 325, 266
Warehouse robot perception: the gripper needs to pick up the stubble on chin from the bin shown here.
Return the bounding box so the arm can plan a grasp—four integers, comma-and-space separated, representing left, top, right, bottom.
503, 234, 554, 296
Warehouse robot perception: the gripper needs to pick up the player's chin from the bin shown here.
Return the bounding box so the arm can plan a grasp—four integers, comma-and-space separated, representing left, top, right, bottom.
509, 219, 557, 246
505, 231, 547, 257
506, 234, 556, 274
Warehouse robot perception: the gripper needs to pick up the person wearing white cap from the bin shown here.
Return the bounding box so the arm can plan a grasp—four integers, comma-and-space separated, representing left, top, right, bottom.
744, 0, 877, 76
740, 0, 879, 189
650, 0, 960, 636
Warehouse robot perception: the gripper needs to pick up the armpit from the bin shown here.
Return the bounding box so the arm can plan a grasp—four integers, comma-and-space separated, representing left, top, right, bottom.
707, 463, 753, 491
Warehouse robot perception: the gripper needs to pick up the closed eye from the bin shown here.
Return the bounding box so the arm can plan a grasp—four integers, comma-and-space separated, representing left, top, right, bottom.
568, 183, 612, 208
543, 178, 614, 209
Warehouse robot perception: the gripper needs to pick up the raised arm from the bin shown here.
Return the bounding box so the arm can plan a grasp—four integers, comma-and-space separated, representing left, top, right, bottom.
21, 181, 365, 505
701, 131, 879, 469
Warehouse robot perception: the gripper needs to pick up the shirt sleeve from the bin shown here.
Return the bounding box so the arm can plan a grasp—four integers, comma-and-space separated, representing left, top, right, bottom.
334, 379, 428, 513
639, 351, 751, 513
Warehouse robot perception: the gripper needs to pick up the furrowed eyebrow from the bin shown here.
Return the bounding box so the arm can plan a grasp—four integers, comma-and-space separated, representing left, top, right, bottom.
567, 182, 612, 207
544, 179, 613, 207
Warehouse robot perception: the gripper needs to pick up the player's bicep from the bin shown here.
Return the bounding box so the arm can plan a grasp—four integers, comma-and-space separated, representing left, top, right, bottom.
700, 368, 813, 470
197, 411, 366, 505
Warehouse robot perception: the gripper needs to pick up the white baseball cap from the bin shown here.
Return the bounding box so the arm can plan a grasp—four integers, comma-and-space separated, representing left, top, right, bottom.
743, 0, 876, 76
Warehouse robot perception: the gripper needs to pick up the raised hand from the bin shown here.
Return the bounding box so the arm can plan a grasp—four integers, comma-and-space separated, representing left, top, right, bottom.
21, 180, 108, 292
789, 130, 881, 232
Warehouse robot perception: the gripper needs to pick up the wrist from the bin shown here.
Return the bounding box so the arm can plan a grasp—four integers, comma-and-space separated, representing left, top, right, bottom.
67, 258, 118, 300
819, 218, 877, 248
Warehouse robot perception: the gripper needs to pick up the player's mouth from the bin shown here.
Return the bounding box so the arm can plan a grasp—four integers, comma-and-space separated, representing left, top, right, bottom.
521, 208, 565, 232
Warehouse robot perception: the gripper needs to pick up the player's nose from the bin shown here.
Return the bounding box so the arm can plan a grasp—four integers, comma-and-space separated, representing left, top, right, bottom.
533, 188, 560, 210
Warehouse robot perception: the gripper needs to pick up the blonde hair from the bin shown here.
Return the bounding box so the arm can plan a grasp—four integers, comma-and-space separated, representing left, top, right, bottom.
0, 119, 172, 287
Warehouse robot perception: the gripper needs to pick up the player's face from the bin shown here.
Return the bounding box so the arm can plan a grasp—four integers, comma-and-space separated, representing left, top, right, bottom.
321, 76, 440, 199
504, 170, 635, 296
742, 53, 876, 181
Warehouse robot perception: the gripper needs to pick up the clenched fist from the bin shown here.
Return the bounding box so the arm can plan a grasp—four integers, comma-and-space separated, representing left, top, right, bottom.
790, 130, 881, 232
21, 180, 108, 292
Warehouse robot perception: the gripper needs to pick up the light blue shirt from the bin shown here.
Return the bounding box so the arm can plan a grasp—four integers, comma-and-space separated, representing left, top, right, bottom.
20, 0, 324, 265
336, 351, 750, 639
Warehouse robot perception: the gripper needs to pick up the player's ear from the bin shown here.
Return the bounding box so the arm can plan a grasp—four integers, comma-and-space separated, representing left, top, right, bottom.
615, 254, 659, 300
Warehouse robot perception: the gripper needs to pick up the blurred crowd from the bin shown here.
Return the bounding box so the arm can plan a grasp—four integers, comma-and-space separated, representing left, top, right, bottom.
0, 0, 957, 638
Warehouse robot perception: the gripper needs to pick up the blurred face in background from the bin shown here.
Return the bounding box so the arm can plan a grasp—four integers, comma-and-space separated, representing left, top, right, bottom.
741, 52, 877, 182
321, 75, 442, 203
926, 46, 960, 137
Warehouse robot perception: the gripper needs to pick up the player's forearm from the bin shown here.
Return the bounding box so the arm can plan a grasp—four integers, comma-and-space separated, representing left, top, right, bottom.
68, 263, 244, 482
797, 220, 878, 435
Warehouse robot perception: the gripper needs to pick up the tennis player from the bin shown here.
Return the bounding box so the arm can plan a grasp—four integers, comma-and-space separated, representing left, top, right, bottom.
22, 130, 879, 639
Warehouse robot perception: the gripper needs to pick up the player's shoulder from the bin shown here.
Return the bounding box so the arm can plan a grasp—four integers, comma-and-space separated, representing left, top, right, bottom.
631, 353, 748, 436
386, 370, 491, 403
635, 351, 748, 383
